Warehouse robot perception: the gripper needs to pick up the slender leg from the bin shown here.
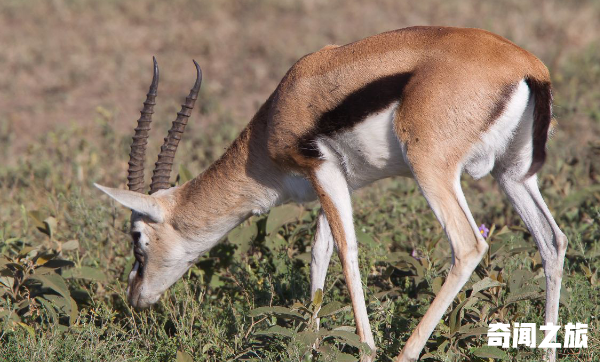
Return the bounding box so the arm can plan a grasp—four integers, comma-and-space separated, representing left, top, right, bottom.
311, 210, 335, 298
494, 172, 567, 362
396, 170, 488, 362
311, 209, 335, 329
310, 160, 376, 361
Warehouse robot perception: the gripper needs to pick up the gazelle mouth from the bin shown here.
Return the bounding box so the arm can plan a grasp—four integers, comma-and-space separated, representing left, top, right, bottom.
132, 259, 144, 277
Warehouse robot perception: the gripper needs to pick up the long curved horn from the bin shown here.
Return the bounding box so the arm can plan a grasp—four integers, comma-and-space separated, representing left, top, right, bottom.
127, 57, 159, 193
150, 60, 202, 194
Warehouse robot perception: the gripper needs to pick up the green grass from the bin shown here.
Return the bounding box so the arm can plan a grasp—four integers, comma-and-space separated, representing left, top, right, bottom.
1, 105, 599, 361
1, 1, 600, 361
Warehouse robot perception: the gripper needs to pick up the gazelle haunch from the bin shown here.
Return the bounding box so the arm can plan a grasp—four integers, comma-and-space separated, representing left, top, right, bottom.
96, 27, 567, 362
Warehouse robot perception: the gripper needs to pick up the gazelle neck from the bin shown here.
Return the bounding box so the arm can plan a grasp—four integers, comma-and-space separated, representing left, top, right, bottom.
172, 98, 293, 248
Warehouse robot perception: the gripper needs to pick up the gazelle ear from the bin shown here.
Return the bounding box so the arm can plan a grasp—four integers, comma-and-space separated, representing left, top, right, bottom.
94, 183, 164, 223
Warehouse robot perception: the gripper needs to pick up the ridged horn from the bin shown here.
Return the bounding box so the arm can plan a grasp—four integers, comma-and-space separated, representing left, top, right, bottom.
127, 57, 159, 193
149, 60, 202, 194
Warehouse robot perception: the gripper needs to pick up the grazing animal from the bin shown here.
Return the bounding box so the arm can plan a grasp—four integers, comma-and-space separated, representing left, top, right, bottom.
95, 26, 566, 361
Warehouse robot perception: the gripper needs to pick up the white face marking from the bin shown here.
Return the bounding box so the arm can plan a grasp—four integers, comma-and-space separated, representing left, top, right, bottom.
464, 80, 531, 179
126, 217, 199, 309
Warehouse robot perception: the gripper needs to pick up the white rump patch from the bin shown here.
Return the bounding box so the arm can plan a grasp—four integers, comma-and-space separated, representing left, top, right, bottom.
464, 80, 531, 179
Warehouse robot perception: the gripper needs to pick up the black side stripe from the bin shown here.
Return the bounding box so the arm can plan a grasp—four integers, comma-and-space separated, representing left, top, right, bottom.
299, 72, 412, 158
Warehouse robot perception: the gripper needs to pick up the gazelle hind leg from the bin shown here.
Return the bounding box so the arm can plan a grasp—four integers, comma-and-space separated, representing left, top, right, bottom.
493, 171, 567, 362
397, 166, 488, 361
491, 89, 567, 361
310, 159, 376, 361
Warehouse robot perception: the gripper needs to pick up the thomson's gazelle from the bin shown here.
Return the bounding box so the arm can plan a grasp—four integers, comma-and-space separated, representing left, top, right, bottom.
96, 26, 567, 361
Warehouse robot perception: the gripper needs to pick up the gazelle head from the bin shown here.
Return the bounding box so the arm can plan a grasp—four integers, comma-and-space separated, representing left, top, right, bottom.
95, 58, 204, 309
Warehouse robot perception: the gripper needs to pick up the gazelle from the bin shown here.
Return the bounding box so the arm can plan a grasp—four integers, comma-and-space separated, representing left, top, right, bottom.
95, 26, 567, 361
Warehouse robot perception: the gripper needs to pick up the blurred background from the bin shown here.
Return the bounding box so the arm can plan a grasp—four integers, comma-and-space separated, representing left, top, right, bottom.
2, 0, 599, 159
1, 1, 599, 361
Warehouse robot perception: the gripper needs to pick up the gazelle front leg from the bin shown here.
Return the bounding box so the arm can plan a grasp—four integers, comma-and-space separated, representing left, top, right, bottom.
311, 210, 335, 299
309, 161, 377, 361
311, 210, 335, 329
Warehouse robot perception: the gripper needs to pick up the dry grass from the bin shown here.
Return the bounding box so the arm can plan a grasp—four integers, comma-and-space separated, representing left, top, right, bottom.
1, 1, 600, 361
1, 0, 599, 158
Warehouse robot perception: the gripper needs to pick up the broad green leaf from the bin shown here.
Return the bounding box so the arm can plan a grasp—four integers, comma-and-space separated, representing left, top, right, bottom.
68, 297, 78, 325
229, 222, 257, 257
44, 217, 57, 239
505, 291, 543, 305
459, 325, 490, 337
265, 233, 287, 251
28, 211, 57, 238
355, 230, 376, 247
508, 269, 533, 293
61, 239, 79, 251
29, 274, 71, 303
43, 294, 68, 310
176, 350, 194, 362
17, 299, 30, 310
35, 251, 58, 265
18, 246, 36, 257
297, 330, 317, 347
333, 326, 356, 332
324, 330, 363, 350
509, 246, 533, 256
471, 277, 504, 296
36, 297, 59, 323
62, 267, 107, 281
266, 205, 301, 234
249, 306, 304, 319
291, 302, 311, 315
387, 252, 425, 278
295, 252, 311, 263
40, 259, 75, 269
471, 345, 508, 359
432, 277, 443, 295
0, 276, 14, 289
35, 256, 52, 266
490, 242, 505, 257
18, 322, 35, 339
317, 301, 351, 318
228, 222, 258, 245
27, 210, 47, 232
333, 352, 358, 362
255, 325, 293, 338
208, 274, 224, 289
449, 298, 469, 334
312, 289, 323, 307
493, 225, 511, 236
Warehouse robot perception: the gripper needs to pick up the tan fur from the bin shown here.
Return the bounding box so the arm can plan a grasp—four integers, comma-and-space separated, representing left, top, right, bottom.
102, 26, 559, 360
164, 27, 551, 234
263, 26, 548, 173
309, 174, 346, 256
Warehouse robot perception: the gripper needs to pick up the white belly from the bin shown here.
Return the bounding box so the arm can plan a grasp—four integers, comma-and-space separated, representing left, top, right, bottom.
319, 102, 411, 190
